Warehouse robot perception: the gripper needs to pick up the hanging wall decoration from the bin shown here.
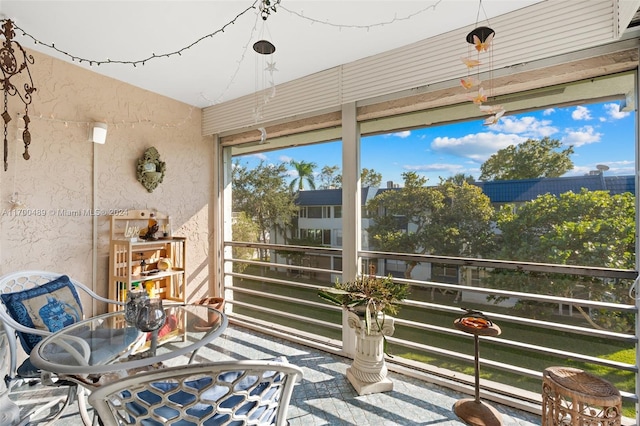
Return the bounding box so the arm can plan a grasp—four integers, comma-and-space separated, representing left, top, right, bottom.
252, 0, 280, 144
136, 147, 166, 193
1, 19, 37, 171
460, 1, 504, 126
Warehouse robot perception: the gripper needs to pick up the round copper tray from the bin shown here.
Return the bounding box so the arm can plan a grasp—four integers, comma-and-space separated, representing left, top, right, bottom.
454, 316, 501, 336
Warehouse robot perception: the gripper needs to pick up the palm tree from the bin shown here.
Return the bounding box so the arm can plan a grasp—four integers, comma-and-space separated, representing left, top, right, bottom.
289, 160, 317, 191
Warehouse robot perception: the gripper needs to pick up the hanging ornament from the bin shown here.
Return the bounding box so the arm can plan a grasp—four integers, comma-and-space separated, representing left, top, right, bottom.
1, 19, 37, 171
460, 1, 505, 125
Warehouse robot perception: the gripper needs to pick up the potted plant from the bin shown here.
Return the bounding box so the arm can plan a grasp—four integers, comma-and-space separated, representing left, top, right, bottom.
319, 271, 409, 395
318, 273, 409, 335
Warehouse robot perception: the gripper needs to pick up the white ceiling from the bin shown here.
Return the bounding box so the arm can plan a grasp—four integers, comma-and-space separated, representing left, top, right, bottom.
1, 0, 542, 108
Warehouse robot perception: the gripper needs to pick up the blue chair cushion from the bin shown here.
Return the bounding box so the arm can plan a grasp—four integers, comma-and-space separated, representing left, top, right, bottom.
0, 275, 83, 353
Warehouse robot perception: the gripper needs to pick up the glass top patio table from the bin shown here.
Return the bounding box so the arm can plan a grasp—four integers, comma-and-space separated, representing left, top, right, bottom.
30, 304, 228, 377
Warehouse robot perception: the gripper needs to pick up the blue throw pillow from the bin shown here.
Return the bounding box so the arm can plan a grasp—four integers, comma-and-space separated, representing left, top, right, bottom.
0, 275, 83, 353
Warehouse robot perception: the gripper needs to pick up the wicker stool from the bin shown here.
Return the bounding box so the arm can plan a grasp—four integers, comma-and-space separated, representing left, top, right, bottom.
542, 366, 621, 426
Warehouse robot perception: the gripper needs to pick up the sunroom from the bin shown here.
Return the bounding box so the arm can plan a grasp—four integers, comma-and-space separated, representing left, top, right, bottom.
1, 0, 639, 424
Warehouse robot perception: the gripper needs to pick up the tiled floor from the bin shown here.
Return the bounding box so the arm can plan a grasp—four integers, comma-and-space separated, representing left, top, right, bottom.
10, 324, 542, 425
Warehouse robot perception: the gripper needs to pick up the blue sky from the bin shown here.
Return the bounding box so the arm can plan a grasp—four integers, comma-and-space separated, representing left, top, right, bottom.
236, 100, 634, 187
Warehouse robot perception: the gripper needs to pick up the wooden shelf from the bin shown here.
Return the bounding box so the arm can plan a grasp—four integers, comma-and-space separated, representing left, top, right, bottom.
108, 210, 186, 312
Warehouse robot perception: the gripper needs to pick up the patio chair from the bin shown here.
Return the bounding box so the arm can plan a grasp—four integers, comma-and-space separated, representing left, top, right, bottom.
88, 358, 304, 426
0, 270, 128, 425
0, 328, 26, 425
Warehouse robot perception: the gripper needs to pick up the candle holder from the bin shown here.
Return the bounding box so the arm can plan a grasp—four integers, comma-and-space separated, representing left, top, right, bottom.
124, 289, 148, 326
453, 309, 502, 426
135, 297, 166, 356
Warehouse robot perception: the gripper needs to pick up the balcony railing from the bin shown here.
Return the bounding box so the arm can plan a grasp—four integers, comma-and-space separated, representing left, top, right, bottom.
224, 241, 638, 418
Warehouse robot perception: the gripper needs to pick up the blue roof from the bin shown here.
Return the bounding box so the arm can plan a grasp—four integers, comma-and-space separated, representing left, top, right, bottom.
473, 175, 635, 203
295, 187, 381, 206
294, 175, 635, 206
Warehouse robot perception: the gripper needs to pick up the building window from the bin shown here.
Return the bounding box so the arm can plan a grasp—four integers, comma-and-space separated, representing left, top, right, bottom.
432, 264, 458, 284
299, 228, 331, 245
334, 206, 342, 218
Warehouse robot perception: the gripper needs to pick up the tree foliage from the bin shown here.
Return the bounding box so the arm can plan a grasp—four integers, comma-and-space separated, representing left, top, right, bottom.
288, 160, 317, 191
361, 167, 383, 187
317, 165, 383, 189
318, 165, 341, 189
489, 189, 636, 331
479, 137, 575, 181
231, 212, 260, 273
232, 161, 298, 260
366, 172, 494, 278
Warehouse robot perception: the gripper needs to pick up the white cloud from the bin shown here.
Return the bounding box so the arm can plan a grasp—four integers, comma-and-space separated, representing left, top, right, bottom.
543, 108, 555, 116
279, 155, 292, 163
404, 163, 464, 172
252, 153, 268, 161
603, 103, 630, 120
571, 105, 592, 120
392, 130, 412, 138
561, 125, 601, 147
490, 116, 558, 137
431, 132, 527, 162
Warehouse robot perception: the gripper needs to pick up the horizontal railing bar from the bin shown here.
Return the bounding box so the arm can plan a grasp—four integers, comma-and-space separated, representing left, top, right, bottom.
386, 335, 638, 402
222, 242, 639, 408
395, 277, 637, 312
226, 257, 339, 277
226, 271, 327, 291
226, 241, 342, 256
227, 269, 637, 342
228, 299, 342, 331
225, 241, 637, 280
227, 285, 332, 311
400, 299, 636, 342
360, 250, 637, 280
394, 317, 638, 372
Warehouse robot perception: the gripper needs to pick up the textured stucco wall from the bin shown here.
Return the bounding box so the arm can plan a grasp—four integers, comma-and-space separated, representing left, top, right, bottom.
0, 50, 213, 315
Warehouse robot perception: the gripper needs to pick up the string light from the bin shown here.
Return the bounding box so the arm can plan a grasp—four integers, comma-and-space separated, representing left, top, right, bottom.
28, 107, 194, 130
3, 0, 445, 108
279, 0, 443, 31
1, 2, 260, 68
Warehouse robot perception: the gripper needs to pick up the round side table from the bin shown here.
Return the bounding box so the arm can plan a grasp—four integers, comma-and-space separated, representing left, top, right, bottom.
453, 310, 502, 426
542, 366, 621, 425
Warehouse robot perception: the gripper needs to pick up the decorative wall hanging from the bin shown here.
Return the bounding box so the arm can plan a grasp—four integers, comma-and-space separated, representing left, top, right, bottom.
460, 0, 505, 126
251, 0, 280, 144
1, 19, 37, 171
136, 147, 166, 193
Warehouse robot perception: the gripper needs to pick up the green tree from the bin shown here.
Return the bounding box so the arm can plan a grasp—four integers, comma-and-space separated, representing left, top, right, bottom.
289, 160, 317, 191
366, 172, 494, 278
361, 168, 382, 187
490, 189, 635, 330
317, 165, 382, 189
479, 137, 574, 181
445, 173, 475, 185
429, 179, 495, 257
318, 165, 341, 189
232, 212, 260, 273
233, 160, 298, 260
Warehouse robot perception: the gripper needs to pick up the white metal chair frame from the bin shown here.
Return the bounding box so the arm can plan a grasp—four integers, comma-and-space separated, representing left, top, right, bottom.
89, 360, 303, 426
0, 270, 124, 379
0, 270, 124, 425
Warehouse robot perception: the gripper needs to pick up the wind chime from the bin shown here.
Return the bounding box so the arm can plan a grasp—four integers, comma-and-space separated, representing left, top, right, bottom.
0, 19, 37, 171
252, 0, 279, 144
460, 2, 504, 126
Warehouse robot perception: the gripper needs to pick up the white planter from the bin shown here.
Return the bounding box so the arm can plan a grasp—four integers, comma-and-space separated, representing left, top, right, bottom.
345, 309, 395, 395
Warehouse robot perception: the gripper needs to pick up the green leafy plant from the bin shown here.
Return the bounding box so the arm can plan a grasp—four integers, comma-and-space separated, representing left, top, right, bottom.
318, 274, 409, 335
